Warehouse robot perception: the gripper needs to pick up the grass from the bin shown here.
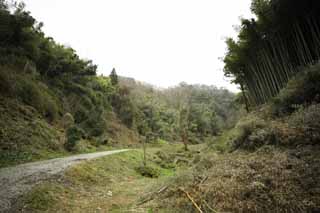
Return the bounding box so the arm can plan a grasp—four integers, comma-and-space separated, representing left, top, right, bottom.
145, 145, 320, 213
18, 147, 182, 212
14, 132, 320, 213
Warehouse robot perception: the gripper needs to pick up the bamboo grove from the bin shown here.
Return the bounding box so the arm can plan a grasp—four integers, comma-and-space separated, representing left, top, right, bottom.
223, 0, 320, 106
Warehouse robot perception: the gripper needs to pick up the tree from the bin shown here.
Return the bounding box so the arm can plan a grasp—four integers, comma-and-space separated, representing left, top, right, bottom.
223, 0, 320, 106
110, 68, 118, 86
179, 107, 189, 151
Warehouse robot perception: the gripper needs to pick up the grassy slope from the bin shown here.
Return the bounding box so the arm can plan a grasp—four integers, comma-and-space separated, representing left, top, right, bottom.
0, 95, 138, 168
0, 97, 66, 167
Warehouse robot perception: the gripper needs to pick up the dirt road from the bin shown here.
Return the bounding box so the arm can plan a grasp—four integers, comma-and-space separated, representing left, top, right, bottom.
0, 149, 130, 212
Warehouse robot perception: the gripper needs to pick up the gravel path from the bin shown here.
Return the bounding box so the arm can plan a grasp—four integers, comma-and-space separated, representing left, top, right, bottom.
0, 149, 130, 212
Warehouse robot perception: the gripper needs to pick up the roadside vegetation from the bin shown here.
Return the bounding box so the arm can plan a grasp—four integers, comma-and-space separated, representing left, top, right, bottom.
16, 144, 204, 212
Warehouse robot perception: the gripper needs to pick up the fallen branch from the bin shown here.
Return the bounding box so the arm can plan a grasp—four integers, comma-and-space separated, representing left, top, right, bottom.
179, 187, 203, 213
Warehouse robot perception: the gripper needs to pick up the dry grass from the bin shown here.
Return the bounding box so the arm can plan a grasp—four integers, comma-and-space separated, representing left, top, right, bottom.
139, 105, 320, 212
145, 145, 320, 212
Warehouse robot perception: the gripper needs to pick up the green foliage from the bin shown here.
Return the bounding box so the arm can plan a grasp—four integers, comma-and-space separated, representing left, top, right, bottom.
272, 65, 320, 115
109, 68, 118, 86
154, 138, 169, 146
0, 67, 59, 121
231, 115, 273, 151
65, 126, 85, 151
119, 77, 239, 144
135, 165, 160, 178
0, 1, 97, 77
80, 107, 107, 137
0, 0, 241, 167
223, 0, 320, 106
16, 78, 59, 121
111, 85, 135, 128
0, 97, 63, 168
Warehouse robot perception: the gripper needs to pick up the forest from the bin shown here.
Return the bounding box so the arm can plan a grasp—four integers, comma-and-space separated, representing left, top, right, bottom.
0, 0, 320, 212
224, 0, 320, 107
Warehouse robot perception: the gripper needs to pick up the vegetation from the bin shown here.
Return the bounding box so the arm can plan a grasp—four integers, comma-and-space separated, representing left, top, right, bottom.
2, 0, 320, 212
0, 0, 239, 167
138, 68, 320, 212
119, 78, 241, 144
224, 0, 320, 107
17, 149, 180, 212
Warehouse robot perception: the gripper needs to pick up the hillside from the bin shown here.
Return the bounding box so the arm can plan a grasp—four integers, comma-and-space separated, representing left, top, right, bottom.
1, 0, 320, 212
0, 2, 238, 168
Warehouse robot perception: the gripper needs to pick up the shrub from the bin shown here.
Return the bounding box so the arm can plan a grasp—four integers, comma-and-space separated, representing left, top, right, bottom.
272, 64, 320, 116
74, 106, 89, 123
231, 115, 267, 150
11, 75, 59, 121
135, 165, 160, 178
65, 126, 85, 151
81, 109, 107, 137
42, 97, 59, 122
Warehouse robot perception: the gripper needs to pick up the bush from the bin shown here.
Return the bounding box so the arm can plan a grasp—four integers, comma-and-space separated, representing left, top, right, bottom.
272, 65, 320, 116
231, 115, 267, 150
10, 74, 59, 121
81, 109, 107, 137
74, 106, 89, 123
1, 67, 57, 116
65, 126, 85, 151
135, 165, 160, 178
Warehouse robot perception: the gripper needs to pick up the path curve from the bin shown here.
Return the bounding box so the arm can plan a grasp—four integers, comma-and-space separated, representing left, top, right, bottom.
0, 149, 130, 212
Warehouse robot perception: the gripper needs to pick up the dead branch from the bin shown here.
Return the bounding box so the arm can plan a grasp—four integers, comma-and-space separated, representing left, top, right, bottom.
179, 187, 203, 213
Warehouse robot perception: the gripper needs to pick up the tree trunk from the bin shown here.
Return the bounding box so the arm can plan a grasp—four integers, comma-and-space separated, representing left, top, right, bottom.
240, 83, 250, 113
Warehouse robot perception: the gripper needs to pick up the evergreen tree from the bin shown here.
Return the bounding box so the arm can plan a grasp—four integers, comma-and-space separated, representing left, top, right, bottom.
110, 68, 119, 86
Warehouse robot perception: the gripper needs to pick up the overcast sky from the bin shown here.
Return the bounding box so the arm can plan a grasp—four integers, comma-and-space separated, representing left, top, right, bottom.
23, 0, 253, 91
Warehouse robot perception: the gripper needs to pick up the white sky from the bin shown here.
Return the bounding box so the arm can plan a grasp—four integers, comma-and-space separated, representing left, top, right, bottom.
23, 0, 253, 92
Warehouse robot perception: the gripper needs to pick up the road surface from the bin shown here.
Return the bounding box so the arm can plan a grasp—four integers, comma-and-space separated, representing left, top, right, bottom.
0, 149, 130, 212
